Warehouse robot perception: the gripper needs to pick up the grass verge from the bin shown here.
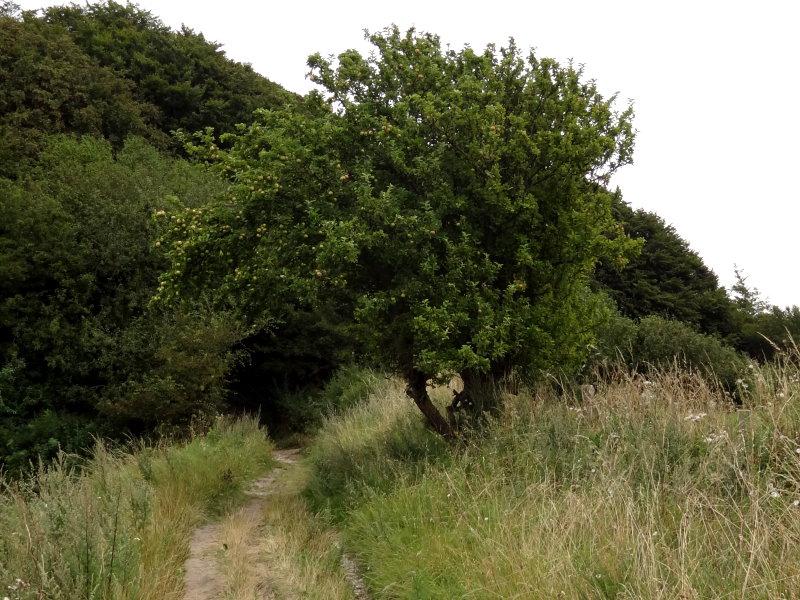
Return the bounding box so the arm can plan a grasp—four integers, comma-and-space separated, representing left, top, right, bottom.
0, 416, 273, 600
307, 355, 800, 598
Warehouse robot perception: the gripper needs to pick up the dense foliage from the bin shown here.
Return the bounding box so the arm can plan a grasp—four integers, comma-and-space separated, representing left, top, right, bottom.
595, 199, 736, 338
1, 1, 796, 466
43, 1, 297, 138
0, 1, 294, 177
729, 269, 800, 359
593, 202, 800, 369
593, 312, 748, 390
0, 3, 157, 176
0, 136, 235, 471
157, 28, 638, 435
0, 1, 301, 470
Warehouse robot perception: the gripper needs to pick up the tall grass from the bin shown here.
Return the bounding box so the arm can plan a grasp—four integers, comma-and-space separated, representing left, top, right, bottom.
307, 353, 800, 598
0, 417, 273, 600
305, 377, 450, 520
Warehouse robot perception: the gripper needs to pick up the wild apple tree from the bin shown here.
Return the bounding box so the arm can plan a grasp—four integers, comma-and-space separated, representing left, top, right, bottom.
157, 27, 637, 437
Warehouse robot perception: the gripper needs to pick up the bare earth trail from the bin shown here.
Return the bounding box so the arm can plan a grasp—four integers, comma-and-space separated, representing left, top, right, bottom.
183, 447, 368, 600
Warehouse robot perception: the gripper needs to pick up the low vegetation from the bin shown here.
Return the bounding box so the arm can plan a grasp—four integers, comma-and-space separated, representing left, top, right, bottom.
307, 353, 800, 598
0, 417, 272, 600
592, 312, 749, 391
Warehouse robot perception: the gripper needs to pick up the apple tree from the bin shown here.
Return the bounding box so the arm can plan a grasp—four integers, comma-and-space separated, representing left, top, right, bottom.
157, 27, 637, 437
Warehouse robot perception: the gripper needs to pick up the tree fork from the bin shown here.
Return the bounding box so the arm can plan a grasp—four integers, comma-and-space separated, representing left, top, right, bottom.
405, 369, 454, 439
448, 369, 504, 427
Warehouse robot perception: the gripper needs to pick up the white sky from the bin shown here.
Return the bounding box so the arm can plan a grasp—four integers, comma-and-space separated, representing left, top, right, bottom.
20, 0, 800, 307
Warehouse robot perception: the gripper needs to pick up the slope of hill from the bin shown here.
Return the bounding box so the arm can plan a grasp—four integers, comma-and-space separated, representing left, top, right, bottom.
304, 358, 800, 598
0, 1, 296, 176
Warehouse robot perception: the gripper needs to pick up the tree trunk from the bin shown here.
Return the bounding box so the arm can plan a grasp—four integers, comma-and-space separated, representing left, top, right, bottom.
405, 369, 454, 439
448, 369, 502, 427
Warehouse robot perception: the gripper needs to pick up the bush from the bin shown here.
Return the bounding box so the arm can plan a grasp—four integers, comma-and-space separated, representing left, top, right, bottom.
593, 313, 748, 390
99, 309, 243, 431
0, 134, 230, 469
42, 1, 296, 138
0, 411, 103, 475
594, 199, 737, 338
592, 306, 639, 364
0, 8, 159, 177
737, 305, 800, 360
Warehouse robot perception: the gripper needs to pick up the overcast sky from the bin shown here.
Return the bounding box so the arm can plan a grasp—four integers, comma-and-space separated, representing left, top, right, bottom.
20, 0, 800, 307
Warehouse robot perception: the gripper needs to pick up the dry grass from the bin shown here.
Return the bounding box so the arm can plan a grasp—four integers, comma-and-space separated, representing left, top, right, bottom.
0, 417, 273, 600
217, 502, 270, 599
250, 462, 355, 600
213, 453, 355, 600
307, 353, 800, 598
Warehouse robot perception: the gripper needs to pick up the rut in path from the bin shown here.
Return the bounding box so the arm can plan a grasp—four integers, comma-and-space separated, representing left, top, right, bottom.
182, 448, 369, 600
183, 448, 299, 600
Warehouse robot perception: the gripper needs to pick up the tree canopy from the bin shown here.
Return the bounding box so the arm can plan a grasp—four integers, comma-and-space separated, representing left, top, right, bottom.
0, 5, 158, 176
0, 0, 295, 470
0, 1, 296, 177
594, 199, 736, 338
43, 1, 297, 137
0, 135, 235, 471
158, 27, 638, 436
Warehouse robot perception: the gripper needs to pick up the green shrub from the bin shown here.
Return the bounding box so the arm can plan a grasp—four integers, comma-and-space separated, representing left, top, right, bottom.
99, 309, 243, 431
594, 199, 737, 338
0, 411, 103, 475
592, 306, 639, 363
0, 7, 159, 177
737, 305, 800, 360
593, 313, 748, 390
42, 1, 296, 138
0, 134, 232, 469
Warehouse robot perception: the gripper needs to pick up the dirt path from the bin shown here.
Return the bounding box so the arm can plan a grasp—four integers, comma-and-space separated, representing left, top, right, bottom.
340, 552, 370, 599
183, 448, 369, 599
183, 448, 300, 600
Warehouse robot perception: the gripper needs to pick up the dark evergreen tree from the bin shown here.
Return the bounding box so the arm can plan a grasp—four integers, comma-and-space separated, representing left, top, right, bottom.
1, 1, 296, 177
595, 198, 736, 338
43, 1, 297, 138
0, 6, 158, 176
728, 268, 799, 359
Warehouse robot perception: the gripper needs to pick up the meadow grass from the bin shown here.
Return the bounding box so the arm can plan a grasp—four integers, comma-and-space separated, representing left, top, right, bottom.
306, 354, 800, 598
0, 416, 273, 600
